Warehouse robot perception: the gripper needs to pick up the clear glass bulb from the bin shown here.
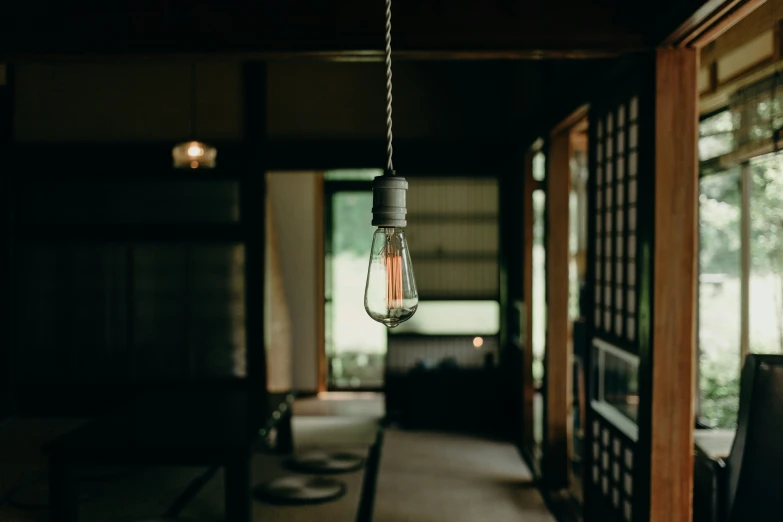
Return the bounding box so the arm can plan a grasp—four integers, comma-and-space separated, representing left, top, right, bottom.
364, 227, 418, 328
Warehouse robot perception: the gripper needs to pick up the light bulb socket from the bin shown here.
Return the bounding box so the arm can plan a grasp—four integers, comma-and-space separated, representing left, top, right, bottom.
371, 172, 407, 228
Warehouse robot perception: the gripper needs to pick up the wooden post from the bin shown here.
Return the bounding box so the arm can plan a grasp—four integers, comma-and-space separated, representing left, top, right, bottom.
0, 63, 13, 419
544, 129, 572, 487
315, 172, 327, 393
650, 47, 698, 522
242, 62, 268, 394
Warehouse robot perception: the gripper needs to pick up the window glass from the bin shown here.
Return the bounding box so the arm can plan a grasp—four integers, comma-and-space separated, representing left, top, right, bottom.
698, 167, 741, 427
327, 190, 386, 388
602, 350, 639, 424
533, 151, 546, 181
533, 189, 547, 385
749, 152, 783, 355
324, 169, 380, 181
698, 111, 734, 161
389, 301, 499, 335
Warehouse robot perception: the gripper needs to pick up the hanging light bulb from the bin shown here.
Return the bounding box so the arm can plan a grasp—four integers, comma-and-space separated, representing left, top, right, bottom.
365, 176, 418, 327
172, 62, 217, 169
364, 0, 418, 328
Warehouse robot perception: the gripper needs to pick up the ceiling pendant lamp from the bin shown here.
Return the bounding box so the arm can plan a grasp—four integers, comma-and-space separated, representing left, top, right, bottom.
364, 0, 418, 328
172, 62, 217, 169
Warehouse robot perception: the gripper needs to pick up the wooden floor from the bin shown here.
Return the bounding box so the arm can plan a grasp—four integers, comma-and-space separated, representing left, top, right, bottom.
373, 429, 555, 522
293, 392, 385, 418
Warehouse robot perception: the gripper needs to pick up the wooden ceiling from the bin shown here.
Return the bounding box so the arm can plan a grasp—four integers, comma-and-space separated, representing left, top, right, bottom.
1, 0, 717, 59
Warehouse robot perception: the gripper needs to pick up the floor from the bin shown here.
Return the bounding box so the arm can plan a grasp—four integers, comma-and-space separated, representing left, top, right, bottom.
0, 394, 556, 522
293, 392, 385, 418
373, 429, 555, 522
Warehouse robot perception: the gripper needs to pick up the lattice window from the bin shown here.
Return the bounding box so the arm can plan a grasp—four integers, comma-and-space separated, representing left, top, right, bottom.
593, 96, 639, 345
592, 415, 635, 522
589, 93, 643, 522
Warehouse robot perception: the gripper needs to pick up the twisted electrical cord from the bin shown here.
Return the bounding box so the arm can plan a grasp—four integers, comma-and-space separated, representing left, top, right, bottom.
385, 0, 394, 173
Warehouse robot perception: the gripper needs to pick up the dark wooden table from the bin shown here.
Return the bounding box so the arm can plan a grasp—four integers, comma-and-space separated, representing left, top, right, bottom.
43, 389, 293, 522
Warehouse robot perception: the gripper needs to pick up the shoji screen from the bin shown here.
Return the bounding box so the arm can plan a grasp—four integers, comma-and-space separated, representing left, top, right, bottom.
586, 73, 650, 522
405, 177, 499, 300
13, 176, 250, 413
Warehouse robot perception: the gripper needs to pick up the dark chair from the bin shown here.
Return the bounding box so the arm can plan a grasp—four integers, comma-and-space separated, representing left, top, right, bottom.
693, 354, 783, 522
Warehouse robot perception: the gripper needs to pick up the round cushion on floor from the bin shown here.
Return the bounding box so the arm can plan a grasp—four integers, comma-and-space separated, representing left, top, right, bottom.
252, 476, 346, 505
285, 451, 365, 474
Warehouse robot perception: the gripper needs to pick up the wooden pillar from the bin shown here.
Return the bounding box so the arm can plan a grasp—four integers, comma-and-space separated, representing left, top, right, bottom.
0, 63, 13, 419
242, 62, 268, 394
522, 151, 535, 450
315, 173, 327, 393
544, 129, 572, 487
649, 47, 698, 522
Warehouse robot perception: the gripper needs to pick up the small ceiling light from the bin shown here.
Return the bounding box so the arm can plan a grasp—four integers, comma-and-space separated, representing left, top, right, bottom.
172, 62, 216, 169
473, 337, 484, 349
364, 0, 418, 328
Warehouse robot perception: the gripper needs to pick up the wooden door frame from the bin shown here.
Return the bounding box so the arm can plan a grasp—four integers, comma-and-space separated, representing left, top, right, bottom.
641, 2, 765, 520
539, 105, 588, 489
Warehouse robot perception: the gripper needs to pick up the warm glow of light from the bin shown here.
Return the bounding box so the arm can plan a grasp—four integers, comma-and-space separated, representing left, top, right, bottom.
172, 140, 217, 168
187, 143, 205, 157
385, 252, 403, 313
473, 336, 484, 348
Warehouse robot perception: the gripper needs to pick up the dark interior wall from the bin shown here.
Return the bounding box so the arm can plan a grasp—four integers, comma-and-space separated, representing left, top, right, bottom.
267, 60, 518, 140
14, 61, 244, 142
7, 59, 527, 412
13, 60, 520, 142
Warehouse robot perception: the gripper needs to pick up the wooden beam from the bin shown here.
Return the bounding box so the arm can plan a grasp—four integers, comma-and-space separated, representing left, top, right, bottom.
681, 0, 767, 49
664, 0, 768, 48
650, 47, 698, 522
657, 0, 735, 45
0, 50, 630, 62
0, 63, 13, 419
544, 129, 572, 488
550, 105, 590, 136
701, 0, 778, 61
1, 0, 647, 57
242, 62, 268, 393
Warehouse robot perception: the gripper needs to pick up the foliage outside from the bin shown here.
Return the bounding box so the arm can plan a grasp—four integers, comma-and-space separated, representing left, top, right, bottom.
699, 150, 783, 428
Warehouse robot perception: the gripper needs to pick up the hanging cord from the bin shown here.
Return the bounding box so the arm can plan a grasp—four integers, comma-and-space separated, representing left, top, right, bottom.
385, 0, 394, 173
190, 62, 197, 140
